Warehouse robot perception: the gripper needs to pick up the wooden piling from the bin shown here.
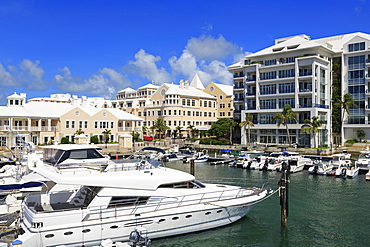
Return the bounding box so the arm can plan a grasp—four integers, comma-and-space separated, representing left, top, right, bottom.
279, 161, 289, 226
190, 159, 195, 175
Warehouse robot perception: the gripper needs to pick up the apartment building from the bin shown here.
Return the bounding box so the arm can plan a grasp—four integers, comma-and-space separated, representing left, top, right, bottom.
0, 93, 142, 147
229, 32, 370, 147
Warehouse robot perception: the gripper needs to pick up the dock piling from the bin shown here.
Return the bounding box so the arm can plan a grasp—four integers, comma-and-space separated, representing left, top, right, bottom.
190, 159, 195, 175
279, 161, 289, 226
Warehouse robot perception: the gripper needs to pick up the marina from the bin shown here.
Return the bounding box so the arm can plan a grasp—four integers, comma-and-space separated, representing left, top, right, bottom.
0, 146, 369, 246
155, 158, 370, 247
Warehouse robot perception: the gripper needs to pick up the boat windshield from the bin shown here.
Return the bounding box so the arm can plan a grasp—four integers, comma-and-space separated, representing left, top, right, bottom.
359, 154, 370, 159
44, 148, 105, 165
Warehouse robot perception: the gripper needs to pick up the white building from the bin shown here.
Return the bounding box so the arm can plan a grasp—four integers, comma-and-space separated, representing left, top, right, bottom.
229, 32, 370, 147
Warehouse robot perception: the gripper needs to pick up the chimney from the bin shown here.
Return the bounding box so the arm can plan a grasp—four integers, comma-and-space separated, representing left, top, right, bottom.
185, 80, 189, 90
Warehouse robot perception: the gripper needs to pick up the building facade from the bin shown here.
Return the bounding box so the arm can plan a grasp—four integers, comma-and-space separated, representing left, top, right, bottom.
0, 93, 142, 147
229, 33, 370, 147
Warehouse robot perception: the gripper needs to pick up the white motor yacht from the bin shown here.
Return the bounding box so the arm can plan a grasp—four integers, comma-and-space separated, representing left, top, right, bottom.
9, 160, 270, 247
335, 161, 359, 178
355, 147, 370, 167
308, 158, 334, 175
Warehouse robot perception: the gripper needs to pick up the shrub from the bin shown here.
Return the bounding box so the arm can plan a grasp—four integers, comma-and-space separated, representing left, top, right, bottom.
60, 137, 70, 144
90, 135, 99, 144
345, 138, 357, 144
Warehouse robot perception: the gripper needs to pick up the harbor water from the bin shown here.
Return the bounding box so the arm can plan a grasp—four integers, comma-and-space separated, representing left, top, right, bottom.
154, 159, 370, 247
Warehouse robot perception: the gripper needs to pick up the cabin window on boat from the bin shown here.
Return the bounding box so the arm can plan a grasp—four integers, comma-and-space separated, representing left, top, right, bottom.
158, 180, 205, 189
108, 196, 150, 208
44, 149, 104, 164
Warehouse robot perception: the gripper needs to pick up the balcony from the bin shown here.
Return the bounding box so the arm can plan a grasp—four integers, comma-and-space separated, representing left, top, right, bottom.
233, 74, 244, 78
299, 71, 313, 77
299, 88, 312, 93
0, 126, 59, 132
234, 97, 245, 102
118, 127, 141, 132
246, 92, 256, 96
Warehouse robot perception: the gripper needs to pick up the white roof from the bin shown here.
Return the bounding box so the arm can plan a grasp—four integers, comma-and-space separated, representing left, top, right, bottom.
213, 83, 233, 96
138, 83, 159, 90
0, 101, 142, 121
0, 102, 72, 118
118, 87, 136, 93
165, 84, 216, 99
189, 74, 205, 89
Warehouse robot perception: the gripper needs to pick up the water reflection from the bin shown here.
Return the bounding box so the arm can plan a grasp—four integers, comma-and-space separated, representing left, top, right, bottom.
158, 159, 370, 247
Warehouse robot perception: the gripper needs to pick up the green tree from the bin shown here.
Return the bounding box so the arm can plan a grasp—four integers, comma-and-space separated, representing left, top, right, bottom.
187, 125, 195, 138
239, 114, 254, 146
208, 118, 238, 143
131, 131, 140, 142
174, 126, 183, 139
90, 135, 99, 144
60, 137, 70, 144
273, 104, 298, 147
102, 129, 111, 148
75, 129, 85, 135
357, 129, 366, 142
153, 118, 169, 139
300, 116, 323, 149
336, 93, 358, 123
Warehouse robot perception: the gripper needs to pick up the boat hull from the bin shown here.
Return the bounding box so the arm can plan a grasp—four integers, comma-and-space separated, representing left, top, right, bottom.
14, 197, 260, 247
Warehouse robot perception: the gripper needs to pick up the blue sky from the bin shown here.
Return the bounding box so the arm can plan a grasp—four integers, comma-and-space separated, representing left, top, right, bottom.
0, 0, 369, 103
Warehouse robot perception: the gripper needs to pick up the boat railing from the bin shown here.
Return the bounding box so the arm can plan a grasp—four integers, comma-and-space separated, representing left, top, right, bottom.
83, 186, 264, 221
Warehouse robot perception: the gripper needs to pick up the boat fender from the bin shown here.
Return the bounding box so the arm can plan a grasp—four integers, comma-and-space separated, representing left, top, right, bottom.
129, 230, 140, 243
341, 168, 347, 177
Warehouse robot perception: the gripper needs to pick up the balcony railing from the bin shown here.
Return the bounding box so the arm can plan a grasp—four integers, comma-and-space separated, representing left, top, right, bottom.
233, 74, 244, 78
118, 127, 141, 132
234, 98, 245, 102
0, 126, 58, 131
299, 88, 312, 92
246, 92, 256, 96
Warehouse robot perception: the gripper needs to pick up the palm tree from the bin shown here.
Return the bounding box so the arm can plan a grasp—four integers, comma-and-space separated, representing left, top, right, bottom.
337, 93, 357, 123
187, 125, 195, 138
175, 126, 183, 139
240, 114, 254, 146
75, 128, 85, 135
154, 118, 169, 140
224, 118, 238, 144
300, 116, 323, 148
273, 104, 298, 147
101, 129, 111, 148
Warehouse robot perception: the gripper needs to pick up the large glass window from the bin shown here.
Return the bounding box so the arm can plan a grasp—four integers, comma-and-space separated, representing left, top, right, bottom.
348, 55, 365, 70
279, 98, 295, 108
279, 69, 295, 78
260, 71, 276, 80
348, 42, 365, 52
279, 83, 295, 93
260, 99, 276, 109
260, 84, 276, 95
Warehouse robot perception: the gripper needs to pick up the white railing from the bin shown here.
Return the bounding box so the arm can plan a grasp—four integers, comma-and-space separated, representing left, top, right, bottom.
84, 186, 264, 221
117, 127, 141, 132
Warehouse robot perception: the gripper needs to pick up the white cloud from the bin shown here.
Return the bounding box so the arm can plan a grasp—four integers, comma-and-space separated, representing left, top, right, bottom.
0, 63, 16, 86
99, 67, 132, 89
54, 67, 115, 99
19, 59, 46, 90
19, 59, 45, 80
168, 50, 198, 79
202, 60, 233, 85
186, 34, 241, 61
126, 49, 172, 84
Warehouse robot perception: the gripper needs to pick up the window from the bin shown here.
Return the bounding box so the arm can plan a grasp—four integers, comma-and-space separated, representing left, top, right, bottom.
192, 100, 195, 106
264, 59, 276, 66
279, 69, 295, 78
187, 111, 191, 116
94, 121, 98, 128
260, 71, 276, 80
349, 42, 365, 52
204, 101, 208, 107
182, 99, 186, 105
111, 122, 114, 128
71, 121, 75, 129
187, 99, 190, 106
220, 103, 225, 108
84, 121, 88, 129
79, 121, 83, 129
66, 120, 70, 129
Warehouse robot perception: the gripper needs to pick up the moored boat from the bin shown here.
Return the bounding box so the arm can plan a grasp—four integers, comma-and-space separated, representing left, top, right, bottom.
9, 158, 270, 247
